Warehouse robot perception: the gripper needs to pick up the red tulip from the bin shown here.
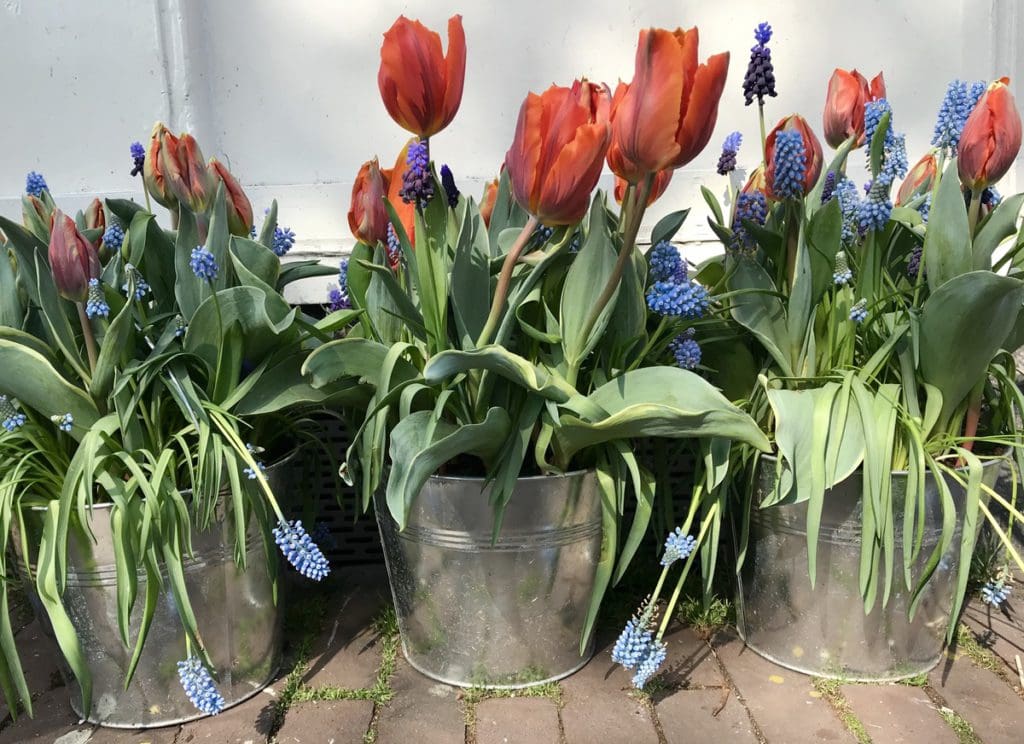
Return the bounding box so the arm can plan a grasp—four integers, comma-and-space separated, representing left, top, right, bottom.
162, 133, 216, 214
742, 165, 768, 197
143, 123, 179, 210
822, 69, 885, 148
613, 170, 673, 206
764, 115, 823, 201
480, 178, 499, 228
505, 80, 611, 226
84, 198, 106, 249
209, 159, 254, 237
348, 158, 392, 246
49, 210, 100, 302
896, 151, 939, 205
608, 27, 729, 180
958, 77, 1023, 191
378, 15, 466, 138
385, 140, 417, 244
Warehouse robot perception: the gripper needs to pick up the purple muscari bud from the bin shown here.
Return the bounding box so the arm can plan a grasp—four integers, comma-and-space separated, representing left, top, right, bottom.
327, 259, 352, 312
716, 131, 742, 175
743, 23, 777, 106
130, 141, 146, 177
440, 164, 460, 208
398, 139, 435, 209
907, 243, 923, 280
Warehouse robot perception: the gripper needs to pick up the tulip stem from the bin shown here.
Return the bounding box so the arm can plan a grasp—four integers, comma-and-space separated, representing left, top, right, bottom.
76, 302, 98, 377
758, 102, 768, 167
476, 216, 539, 348
968, 188, 983, 234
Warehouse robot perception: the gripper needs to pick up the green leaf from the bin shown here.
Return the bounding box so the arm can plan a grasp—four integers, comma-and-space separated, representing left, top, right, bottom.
726, 257, 794, 376
277, 259, 340, 291
580, 463, 619, 652
700, 187, 724, 226
174, 207, 204, 320
805, 197, 843, 303
0, 246, 22, 327
560, 203, 616, 367
258, 200, 278, 250
229, 236, 281, 289
385, 407, 511, 529
868, 112, 891, 177
234, 354, 366, 415
973, 192, 1024, 270
424, 346, 575, 402
924, 160, 973, 291
919, 271, 1024, 422
450, 202, 492, 348
89, 290, 136, 400
303, 337, 396, 387
105, 198, 147, 227
650, 209, 690, 246
0, 340, 100, 432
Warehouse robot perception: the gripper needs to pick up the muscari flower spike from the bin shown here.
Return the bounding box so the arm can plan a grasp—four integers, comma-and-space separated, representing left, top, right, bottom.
85, 279, 110, 319
931, 80, 986, 156
25, 171, 48, 198
177, 656, 225, 716
272, 226, 296, 257
771, 129, 807, 200
243, 442, 266, 480
834, 177, 861, 247
858, 176, 894, 233
908, 243, 924, 280
1, 396, 27, 433
174, 315, 188, 339
440, 164, 460, 208
981, 580, 1011, 607
982, 187, 1002, 209
122, 263, 151, 300
51, 413, 73, 433
833, 251, 852, 286
399, 139, 435, 209
130, 141, 146, 177
532, 223, 555, 246
327, 259, 351, 312
273, 519, 331, 581
611, 605, 668, 689
646, 279, 710, 319
386, 223, 402, 269
648, 241, 687, 283
716, 131, 742, 175
189, 246, 219, 282
820, 171, 837, 203
850, 298, 868, 324
661, 527, 697, 566
669, 330, 701, 371
731, 191, 768, 255
743, 22, 777, 106
103, 222, 125, 251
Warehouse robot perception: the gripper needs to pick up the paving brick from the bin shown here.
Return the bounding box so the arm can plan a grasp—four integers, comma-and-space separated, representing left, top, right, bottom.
657, 688, 757, 743
658, 626, 724, 688
842, 684, 956, 744
87, 725, 180, 743
474, 698, 560, 744
374, 660, 464, 744
560, 648, 658, 744
930, 653, 1024, 744
962, 603, 1024, 685
711, 631, 854, 743
0, 687, 86, 744
176, 687, 277, 743
9, 619, 64, 695
275, 699, 374, 743
302, 584, 385, 690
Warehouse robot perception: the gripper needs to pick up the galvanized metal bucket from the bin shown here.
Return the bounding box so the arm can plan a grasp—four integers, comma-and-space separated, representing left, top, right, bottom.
13, 457, 292, 728
375, 470, 602, 688
736, 454, 1002, 681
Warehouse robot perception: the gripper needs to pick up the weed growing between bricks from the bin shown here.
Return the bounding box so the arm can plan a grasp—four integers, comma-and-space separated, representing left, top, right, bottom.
812, 677, 872, 744
937, 705, 983, 744
954, 622, 1004, 674
459, 680, 563, 732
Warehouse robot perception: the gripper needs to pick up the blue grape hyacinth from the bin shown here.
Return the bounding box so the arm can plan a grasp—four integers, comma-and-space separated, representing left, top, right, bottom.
981, 580, 1010, 607
858, 177, 893, 233
612, 617, 655, 669
669, 331, 701, 371
51, 413, 73, 433
648, 241, 687, 283
243, 443, 266, 480
327, 259, 351, 312
833, 251, 852, 286
122, 263, 150, 300
771, 129, 806, 200
177, 656, 225, 716
1, 396, 27, 433
273, 226, 296, 257
386, 223, 402, 267
820, 171, 837, 203
646, 280, 710, 319
25, 171, 48, 197
632, 640, 668, 689
731, 191, 768, 255
440, 164, 460, 208
189, 246, 219, 282
931, 80, 986, 155
130, 141, 146, 177
716, 131, 742, 175
849, 299, 868, 324
273, 519, 330, 581
85, 279, 110, 319
174, 315, 188, 339
743, 22, 777, 106
103, 222, 125, 251
399, 139, 434, 209
661, 527, 697, 566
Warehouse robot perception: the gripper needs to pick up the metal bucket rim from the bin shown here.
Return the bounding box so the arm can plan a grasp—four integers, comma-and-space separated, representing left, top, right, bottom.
756, 449, 1007, 477
426, 468, 593, 484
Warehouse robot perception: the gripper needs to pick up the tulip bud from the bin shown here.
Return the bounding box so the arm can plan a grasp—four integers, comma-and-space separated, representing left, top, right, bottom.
613, 170, 673, 206
143, 122, 179, 210
348, 158, 392, 246
84, 198, 106, 249
742, 164, 768, 197
49, 210, 100, 302
209, 159, 254, 237
823, 69, 885, 148
896, 151, 939, 205
479, 178, 499, 228
958, 77, 1023, 192
162, 133, 216, 214
765, 115, 823, 201
22, 194, 53, 241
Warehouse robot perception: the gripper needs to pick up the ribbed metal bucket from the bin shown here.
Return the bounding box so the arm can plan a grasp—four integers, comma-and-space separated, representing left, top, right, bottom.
12, 458, 291, 728
736, 454, 1002, 681
375, 471, 601, 688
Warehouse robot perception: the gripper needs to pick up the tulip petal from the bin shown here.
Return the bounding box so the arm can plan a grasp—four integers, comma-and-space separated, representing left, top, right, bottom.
536, 121, 610, 225
674, 51, 730, 168
441, 15, 467, 134
505, 92, 547, 215
386, 141, 417, 243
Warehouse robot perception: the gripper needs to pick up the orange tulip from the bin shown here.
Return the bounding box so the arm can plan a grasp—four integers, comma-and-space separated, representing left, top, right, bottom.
143, 123, 179, 210
608, 27, 729, 181
505, 80, 611, 226
742, 164, 768, 198
480, 178, 499, 227
385, 140, 417, 243
822, 69, 885, 148
958, 77, 1023, 191
209, 159, 254, 237
83, 198, 106, 249
162, 133, 216, 214
896, 151, 939, 205
49, 210, 100, 302
378, 15, 466, 138
348, 158, 392, 246
613, 170, 673, 206
764, 115, 823, 201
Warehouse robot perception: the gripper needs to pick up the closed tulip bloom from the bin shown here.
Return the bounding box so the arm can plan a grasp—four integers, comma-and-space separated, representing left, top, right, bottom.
162, 133, 216, 214
143, 123, 179, 209
896, 151, 939, 205
378, 15, 466, 138
764, 115, 823, 200
613, 170, 673, 206
480, 178, 499, 228
505, 80, 611, 226
348, 158, 391, 246
209, 159, 254, 237
84, 198, 106, 248
609, 27, 729, 180
823, 69, 885, 148
742, 164, 768, 197
49, 210, 100, 302
958, 77, 1023, 191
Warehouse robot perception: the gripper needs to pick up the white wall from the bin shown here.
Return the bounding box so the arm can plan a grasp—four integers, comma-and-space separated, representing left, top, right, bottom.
2, 0, 1021, 302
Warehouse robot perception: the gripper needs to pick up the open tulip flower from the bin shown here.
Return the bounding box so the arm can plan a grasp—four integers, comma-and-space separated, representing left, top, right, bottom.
823, 68, 885, 148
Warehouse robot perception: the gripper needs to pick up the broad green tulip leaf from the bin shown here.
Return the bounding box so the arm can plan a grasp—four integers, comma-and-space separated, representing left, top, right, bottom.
611, 442, 656, 585
174, 207, 204, 320
424, 346, 575, 402
726, 257, 794, 376
0, 326, 55, 364
386, 407, 511, 529
0, 340, 99, 432
514, 287, 561, 344
924, 160, 972, 291
234, 354, 367, 415
919, 270, 1024, 422
229, 236, 280, 289
315, 308, 363, 334
125, 211, 176, 315
701, 187, 725, 226
580, 462, 620, 652
805, 197, 843, 302
650, 209, 690, 246
486, 169, 529, 254
555, 367, 771, 459
0, 217, 47, 309
303, 337, 399, 388
973, 192, 1024, 270
257, 200, 278, 250
205, 183, 231, 291
105, 198, 147, 227
89, 290, 136, 401
277, 259, 340, 291
560, 201, 617, 368
607, 249, 646, 361
31, 256, 89, 382
359, 260, 426, 339
451, 202, 491, 348
0, 247, 22, 327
